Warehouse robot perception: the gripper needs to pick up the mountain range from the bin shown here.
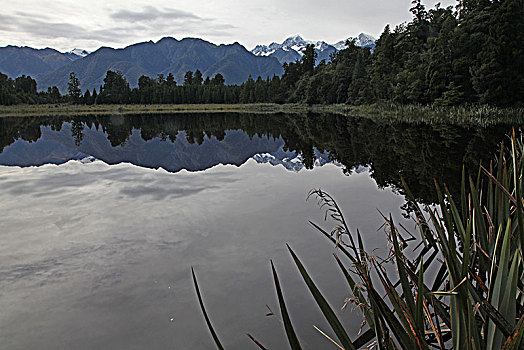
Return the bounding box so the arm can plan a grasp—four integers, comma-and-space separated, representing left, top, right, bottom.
0, 34, 375, 93
0, 121, 347, 173
38, 38, 285, 93
0, 46, 82, 80
251, 33, 376, 64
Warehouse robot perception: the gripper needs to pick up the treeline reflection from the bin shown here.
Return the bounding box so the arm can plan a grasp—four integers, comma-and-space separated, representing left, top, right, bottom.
0, 113, 516, 205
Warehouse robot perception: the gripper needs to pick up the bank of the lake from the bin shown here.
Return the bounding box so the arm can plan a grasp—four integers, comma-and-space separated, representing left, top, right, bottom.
1, 103, 523, 126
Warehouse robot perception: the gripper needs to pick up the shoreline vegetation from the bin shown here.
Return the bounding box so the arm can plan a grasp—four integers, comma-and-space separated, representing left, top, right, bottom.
1, 103, 523, 126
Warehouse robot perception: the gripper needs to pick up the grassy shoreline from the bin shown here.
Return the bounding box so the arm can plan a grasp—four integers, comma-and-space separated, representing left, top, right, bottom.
1, 103, 522, 126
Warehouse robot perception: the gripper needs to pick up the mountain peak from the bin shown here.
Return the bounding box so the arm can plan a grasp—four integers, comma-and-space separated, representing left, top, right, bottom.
282, 34, 306, 47
157, 37, 178, 43
67, 48, 90, 57
251, 34, 375, 64
333, 33, 376, 50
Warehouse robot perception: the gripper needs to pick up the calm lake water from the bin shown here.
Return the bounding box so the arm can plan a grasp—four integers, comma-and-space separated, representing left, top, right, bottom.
0, 113, 519, 349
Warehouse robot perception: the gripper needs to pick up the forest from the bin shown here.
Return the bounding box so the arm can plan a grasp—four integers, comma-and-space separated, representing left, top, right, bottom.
0, 0, 522, 107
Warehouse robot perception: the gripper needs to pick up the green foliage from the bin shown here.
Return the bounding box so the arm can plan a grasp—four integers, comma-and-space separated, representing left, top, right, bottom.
291, 131, 524, 349
193, 70, 203, 86
67, 72, 82, 104
301, 44, 317, 74
0, 71, 61, 105
99, 70, 130, 104
184, 71, 193, 86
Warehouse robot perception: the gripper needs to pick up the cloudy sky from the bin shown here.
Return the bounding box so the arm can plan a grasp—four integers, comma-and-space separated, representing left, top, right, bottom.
0, 0, 456, 52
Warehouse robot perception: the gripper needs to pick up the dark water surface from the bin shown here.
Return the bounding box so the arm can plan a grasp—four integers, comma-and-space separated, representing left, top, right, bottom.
0, 113, 519, 349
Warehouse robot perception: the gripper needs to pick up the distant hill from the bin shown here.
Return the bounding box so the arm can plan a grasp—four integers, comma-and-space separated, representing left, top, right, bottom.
38, 38, 284, 93
251, 33, 376, 65
0, 46, 81, 80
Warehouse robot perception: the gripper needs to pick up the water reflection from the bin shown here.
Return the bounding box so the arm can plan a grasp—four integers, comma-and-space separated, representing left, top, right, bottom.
0, 113, 517, 205
1, 112, 521, 349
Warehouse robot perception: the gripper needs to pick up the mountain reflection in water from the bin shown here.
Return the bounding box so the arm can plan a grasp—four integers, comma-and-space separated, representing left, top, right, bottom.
0, 112, 517, 205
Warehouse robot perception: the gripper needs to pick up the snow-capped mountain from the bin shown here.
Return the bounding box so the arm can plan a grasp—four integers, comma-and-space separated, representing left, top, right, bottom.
333, 33, 376, 51
251, 33, 376, 65
67, 48, 90, 57
252, 148, 344, 172
252, 35, 330, 57
251, 35, 335, 64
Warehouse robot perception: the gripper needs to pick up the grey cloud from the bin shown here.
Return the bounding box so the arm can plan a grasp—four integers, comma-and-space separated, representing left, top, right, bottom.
0, 12, 86, 40
0, 13, 144, 43
108, 6, 236, 35
0, 14, 18, 30
0, 7, 236, 48
110, 6, 201, 22
14, 11, 54, 21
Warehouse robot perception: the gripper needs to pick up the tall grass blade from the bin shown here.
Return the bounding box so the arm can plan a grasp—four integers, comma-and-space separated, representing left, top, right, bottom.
482, 301, 514, 338
246, 333, 268, 350
415, 257, 425, 333
487, 219, 519, 349
352, 329, 375, 349
313, 325, 345, 349
511, 129, 524, 254
400, 176, 436, 248
389, 216, 417, 317
373, 259, 426, 349
501, 316, 524, 350
287, 245, 356, 350
367, 286, 415, 348
191, 267, 225, 350
271, 260, 302, 350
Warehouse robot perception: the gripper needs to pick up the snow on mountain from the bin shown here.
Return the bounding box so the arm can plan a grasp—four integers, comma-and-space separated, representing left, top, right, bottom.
252, 34, 333, 58
332, 41, 347, 51
252, 148, 344, 172
251, 33, 376, 64
334, 33, 376, 50
67, 48, 90, 57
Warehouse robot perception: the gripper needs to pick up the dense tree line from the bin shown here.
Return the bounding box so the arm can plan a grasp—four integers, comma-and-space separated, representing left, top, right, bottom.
0, 0, 522, 107
0, 73, 63, 105
295, 0, 523, 107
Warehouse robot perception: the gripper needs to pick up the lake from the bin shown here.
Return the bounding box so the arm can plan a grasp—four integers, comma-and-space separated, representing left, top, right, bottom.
0, 112, 519, 349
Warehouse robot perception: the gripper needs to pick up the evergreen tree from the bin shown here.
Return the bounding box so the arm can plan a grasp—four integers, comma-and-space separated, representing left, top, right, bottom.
301, 44, 317, 73
84, 89, 92, 105
184, 71, 193, 86
92, 88, 98, 104
67, 72, 82, 104
426, 12, 458, 102
193, 70, 203, 85
166, 73, 176, 87
370, 25, 397, 101
99, 70, 130, 104
211, 74, 225, 86
47, 86, 61, 103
